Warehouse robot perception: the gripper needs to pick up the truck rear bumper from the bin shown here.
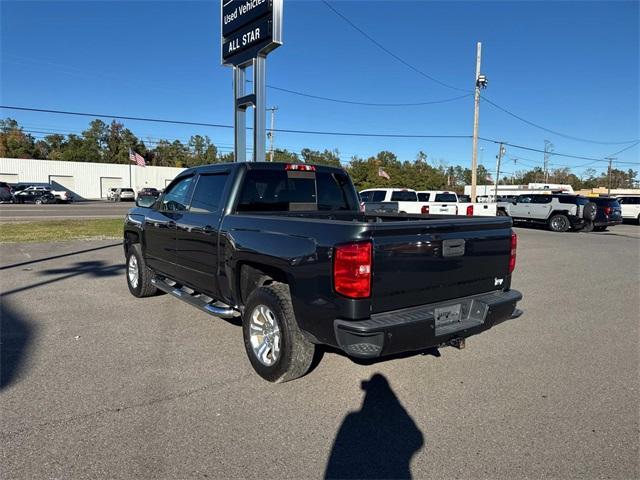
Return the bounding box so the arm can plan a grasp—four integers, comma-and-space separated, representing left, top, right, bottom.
334, 289, 523, 359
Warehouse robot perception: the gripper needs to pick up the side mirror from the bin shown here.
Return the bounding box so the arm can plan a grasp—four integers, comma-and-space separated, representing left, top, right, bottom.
136, 196, 156, 208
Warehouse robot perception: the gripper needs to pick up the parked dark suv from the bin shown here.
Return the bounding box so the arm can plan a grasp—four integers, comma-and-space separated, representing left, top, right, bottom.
583, 197, 622, 232
0, 181, 14, 203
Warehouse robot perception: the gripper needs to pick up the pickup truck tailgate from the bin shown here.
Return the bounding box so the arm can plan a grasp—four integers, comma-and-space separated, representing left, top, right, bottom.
370, 216, 513, 313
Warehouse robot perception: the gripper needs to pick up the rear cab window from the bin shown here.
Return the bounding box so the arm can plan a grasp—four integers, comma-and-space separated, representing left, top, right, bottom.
390, 191, 417, 202
434, 193, 457, 202
417, 193, 430, 201
360, 190, 386, 203
237, 168, 357, 212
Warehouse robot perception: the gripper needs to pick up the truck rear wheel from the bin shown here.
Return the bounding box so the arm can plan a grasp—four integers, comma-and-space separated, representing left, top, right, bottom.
126, 244, 157, 298
242, 283, 315, 383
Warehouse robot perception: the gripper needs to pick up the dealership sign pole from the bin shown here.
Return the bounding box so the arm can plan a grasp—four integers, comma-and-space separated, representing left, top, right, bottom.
221, 0, 283, 162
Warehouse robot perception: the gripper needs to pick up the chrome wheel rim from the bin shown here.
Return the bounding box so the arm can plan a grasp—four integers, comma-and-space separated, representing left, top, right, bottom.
249, 305, 281, 367
552, 217, 566, 230
128, 255, 139, 288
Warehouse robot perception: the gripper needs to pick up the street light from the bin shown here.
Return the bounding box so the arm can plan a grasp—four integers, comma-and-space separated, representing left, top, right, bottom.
477, 74, 488, 89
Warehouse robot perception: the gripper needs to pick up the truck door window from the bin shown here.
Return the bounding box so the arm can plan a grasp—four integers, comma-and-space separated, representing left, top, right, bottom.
161, 176, 193, 211
190, 174, 229, 214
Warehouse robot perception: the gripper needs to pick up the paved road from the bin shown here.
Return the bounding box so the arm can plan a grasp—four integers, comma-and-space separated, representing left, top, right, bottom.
1, 225, 638, 479
0, 201, 132, 222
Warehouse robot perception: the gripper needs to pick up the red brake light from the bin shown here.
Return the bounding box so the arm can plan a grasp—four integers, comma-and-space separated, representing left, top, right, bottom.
421, 205, 430, 214
604, 206, 611, 216
333, 242, 372, 299
285, 164, 316, 171
466, 205, 474, 216
509, 232, 517, 274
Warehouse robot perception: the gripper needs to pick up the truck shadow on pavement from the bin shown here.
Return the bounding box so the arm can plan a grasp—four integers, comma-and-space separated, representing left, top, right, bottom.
325, 373, 424, 479
0, 242, 121, 271
2, 260, 125, 297
0, 301, 34, 390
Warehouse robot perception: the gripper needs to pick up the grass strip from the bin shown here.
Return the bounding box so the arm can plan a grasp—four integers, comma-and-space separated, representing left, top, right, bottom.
0, 219, 123, 243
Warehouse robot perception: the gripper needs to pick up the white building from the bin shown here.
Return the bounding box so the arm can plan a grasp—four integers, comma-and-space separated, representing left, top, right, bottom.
464, 183, 575, 197
0, 157, 185, 199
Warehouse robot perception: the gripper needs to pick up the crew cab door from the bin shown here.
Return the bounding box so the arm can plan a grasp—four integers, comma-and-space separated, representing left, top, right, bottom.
528, 195, 553, 218
144, 175, 194, 278
509, 195, 532, 218
174, 171, 230, 299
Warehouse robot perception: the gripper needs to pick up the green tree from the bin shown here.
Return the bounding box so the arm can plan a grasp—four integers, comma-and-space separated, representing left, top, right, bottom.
0, 118, 39, 158
300, 148, 342, 167
188, 135, 218, 166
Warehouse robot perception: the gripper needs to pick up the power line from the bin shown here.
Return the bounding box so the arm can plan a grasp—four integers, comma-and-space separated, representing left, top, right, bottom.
0, 105, 470, 139
321, 1, 468, 93
321, 1, 638, 146
4, 105, 638, 166
266, 84, 473, 107
479, 137, 639, 164
481, 96, 639, 145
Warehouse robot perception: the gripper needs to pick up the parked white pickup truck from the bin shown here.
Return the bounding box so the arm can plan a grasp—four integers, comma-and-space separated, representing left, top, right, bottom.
417, 191, 459, 215
359, 188, 425, 214
359, 188, 498, 217
418, 190, 498, 217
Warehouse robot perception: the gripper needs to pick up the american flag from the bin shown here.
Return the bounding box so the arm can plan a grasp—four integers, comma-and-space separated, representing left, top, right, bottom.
129, 148, 146, 167
378, 167, 390, 180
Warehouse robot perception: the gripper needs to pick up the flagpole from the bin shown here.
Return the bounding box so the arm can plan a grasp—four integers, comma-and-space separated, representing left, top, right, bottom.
128, 148, 132, 188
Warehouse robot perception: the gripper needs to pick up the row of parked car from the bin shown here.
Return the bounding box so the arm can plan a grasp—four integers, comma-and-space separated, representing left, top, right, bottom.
106, 187, 161, 202
0, 182, 74, 204
358, 187, 640, 233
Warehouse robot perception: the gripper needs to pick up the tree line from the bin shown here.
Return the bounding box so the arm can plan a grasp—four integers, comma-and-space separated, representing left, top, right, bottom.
1, 117, 636, 191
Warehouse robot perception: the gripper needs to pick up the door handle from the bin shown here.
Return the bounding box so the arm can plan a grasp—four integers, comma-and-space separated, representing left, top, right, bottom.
202, 225, 214, 234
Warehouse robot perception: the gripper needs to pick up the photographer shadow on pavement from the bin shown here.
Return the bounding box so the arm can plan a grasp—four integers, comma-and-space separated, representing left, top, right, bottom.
324, 373, 424, 480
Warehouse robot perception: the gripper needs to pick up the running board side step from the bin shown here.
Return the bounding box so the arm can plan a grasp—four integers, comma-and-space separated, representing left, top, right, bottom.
151, 277, 240, 319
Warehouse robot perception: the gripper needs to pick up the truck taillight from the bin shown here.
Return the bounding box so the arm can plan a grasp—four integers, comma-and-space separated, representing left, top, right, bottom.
421, 205, 429, 214
509, 232, 517, 274
466, 205, 474, 216
604, 206, 611, 216
285, 164, 316, 171
333, 241, 372, 299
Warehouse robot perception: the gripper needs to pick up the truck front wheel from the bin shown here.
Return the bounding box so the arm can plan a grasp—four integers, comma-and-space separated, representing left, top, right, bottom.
126, 244, 157, 298
242, 283, 315, 383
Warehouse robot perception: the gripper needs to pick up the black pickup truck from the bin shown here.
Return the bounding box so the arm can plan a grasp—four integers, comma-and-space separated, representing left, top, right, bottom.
124, 162, 522, 382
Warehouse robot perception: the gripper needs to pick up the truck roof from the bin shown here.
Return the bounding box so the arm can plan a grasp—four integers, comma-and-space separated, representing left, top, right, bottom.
180, 162, 346, 176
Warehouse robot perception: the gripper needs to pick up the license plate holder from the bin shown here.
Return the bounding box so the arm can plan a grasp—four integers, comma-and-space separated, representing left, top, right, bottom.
435, 304, 462, 329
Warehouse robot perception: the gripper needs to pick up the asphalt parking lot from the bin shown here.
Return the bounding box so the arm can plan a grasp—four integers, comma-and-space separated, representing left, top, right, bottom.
1, 225, 639, 479
0, 201, 133, 222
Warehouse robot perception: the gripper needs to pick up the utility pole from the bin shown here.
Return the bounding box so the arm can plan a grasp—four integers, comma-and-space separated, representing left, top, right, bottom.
606, 157, 616, 195
471, 42, 482, 203
543, 140, 553, 183
493, 143, 505, 201
267, 106, 278, 162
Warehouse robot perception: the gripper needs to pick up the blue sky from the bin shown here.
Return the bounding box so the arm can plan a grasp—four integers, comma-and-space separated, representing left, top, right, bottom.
1, 0, 638, 176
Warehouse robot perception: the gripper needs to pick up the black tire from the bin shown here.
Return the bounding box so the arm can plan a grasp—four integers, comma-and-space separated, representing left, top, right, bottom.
126, 244, 157, 298
242, 283, 315, 383
548, 214, 570, 232
593, 226, 608, 232
581, 220, 594, 233
583, 202, 597, 221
